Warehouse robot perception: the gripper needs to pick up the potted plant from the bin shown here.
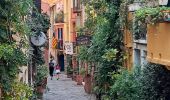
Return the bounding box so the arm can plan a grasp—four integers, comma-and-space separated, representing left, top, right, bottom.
84, 74, 92, 94
73, 67, 79, 81
35, 65, 48, 98
76, 67, 86, 85
66, 66, 73, 78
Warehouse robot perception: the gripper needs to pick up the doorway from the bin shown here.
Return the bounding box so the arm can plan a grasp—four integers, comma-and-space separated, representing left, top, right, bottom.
58, 54, 64, 71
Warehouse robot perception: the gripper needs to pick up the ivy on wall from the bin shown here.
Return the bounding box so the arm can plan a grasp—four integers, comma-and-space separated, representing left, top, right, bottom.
0, 0, 50, 99
80, 0, 170, 99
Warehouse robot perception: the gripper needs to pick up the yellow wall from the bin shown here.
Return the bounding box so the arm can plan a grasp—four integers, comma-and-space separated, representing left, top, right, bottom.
124, 12, 133, 48
62, 0, 74, 43
124, 12, 133, 70
147, 23, 170, 69
49, 6, 57, 60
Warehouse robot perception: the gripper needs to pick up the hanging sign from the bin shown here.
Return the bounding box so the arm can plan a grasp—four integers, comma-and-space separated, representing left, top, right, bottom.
65, 42, 73, 55
76, 35, 91, 46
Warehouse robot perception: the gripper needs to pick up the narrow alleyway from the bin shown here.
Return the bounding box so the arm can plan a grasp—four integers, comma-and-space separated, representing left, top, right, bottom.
43, 73, 95, 100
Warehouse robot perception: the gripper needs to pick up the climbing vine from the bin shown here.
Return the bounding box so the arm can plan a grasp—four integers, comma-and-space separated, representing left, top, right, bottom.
79, 0, 124, 99
80, 0, 170, 99
0, 0, 50, 99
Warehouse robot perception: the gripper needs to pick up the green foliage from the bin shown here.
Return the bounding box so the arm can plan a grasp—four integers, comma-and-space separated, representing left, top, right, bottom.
78, 46, 89, 61
110, 67, 141, 100
66, 66, 73, 74
35, 65, 48, 86
0, 0, 33, 40
79, 67, 86, 77
135, 7, 170, 24
80, 1, 170, 100
102, 49, 118, 62
66, 55, 73, 74
3, 81, 33, 100
109, 63, 170, 100
0, 44, 27, 92
66, 55, 72, 67
76, 26, 86, 36
119, 0, 134, 28
140, 63, 170, 99
0, 0, 50, 98
28, 12, 50, 36
80, 0, 123, 99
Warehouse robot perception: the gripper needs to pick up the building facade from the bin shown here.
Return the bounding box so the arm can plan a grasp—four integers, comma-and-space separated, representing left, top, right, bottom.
43, 0, 84, 72
124, 0, 170, 70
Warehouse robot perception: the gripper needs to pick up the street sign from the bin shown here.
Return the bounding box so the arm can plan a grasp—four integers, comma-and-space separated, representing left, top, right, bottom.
65, 42, 73, 55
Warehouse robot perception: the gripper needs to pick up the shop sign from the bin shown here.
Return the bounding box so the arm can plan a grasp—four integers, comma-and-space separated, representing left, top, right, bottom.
76, 35, 91, 46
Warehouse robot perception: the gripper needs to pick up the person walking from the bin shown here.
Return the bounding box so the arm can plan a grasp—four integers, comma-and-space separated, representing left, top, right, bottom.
55, 64, 61, 80
49, 59, 55, 80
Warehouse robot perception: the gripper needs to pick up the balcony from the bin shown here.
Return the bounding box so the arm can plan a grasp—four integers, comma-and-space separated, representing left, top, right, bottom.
55, 11, 64, 23
73, 0, 81, 13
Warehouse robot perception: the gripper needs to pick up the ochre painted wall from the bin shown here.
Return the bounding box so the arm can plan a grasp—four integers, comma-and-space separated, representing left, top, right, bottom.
124, 12, 133, 70
147, 23, 170, 69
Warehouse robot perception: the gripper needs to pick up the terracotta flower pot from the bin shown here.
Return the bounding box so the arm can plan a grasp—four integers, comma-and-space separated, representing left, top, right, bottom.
76, 75, 83, 85
36, 86, 44, 94
84, 74, 92, 94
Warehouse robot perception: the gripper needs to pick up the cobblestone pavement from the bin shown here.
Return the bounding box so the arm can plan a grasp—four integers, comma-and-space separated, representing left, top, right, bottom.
43, 73, 95, 100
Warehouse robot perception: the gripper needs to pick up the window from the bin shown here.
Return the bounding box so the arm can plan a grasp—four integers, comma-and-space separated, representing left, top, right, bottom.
73, 0, 81, 13
134, 49, 141, 66
58, 28, 63, 49
142, 50, 147, 65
